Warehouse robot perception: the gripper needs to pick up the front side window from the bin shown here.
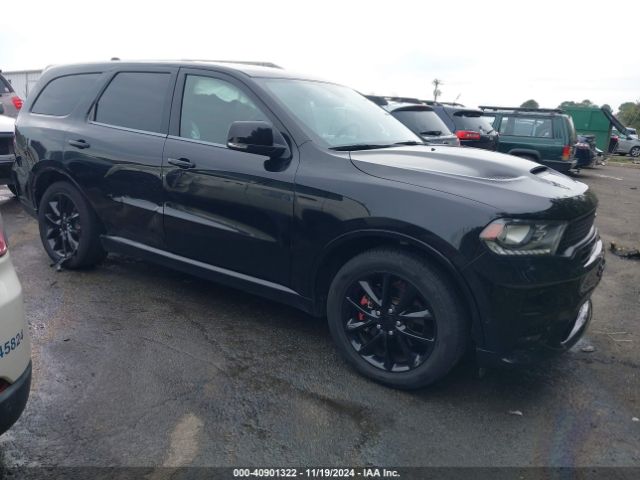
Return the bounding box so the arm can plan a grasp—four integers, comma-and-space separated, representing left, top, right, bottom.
260, 79, 420, 148
94, 72, 171, 133
31, 74, 100, 116
180, 75, 268, 145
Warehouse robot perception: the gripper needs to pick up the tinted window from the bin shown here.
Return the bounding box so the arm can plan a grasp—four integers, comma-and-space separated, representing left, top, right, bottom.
392, 109, 452, 136
452, 113, 494, 134
0, 75, 13, 94
95, 72, 171, 133
180, 75, 268, 145
31, 74, 100, 116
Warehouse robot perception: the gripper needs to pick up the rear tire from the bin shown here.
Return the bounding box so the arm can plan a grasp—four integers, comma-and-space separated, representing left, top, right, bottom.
38, 181, 107, 269
327, 248, 468, 389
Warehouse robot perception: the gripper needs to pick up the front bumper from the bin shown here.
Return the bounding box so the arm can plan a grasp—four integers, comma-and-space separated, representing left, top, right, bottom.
0, 361, 31, 435
467, 234, 605, 367
476, 300, 593, 367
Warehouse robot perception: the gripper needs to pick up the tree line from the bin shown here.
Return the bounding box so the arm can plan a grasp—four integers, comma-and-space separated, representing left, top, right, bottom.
519, 99, 640, 132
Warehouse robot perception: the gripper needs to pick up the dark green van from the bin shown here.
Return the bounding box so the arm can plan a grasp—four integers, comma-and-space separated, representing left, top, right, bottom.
480, 107, 577, 173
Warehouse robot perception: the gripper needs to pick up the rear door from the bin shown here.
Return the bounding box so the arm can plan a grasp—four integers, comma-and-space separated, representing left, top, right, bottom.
162, 68, 297, 285
63, 67, 177, 248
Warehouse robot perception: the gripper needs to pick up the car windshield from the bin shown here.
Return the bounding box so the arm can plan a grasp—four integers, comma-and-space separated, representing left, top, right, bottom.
391, 109, 452, 136
260, 79, 421, 149
453, 113, 494, 134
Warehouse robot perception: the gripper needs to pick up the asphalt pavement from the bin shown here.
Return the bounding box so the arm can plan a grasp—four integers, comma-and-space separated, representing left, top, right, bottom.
0, 164, 638, 469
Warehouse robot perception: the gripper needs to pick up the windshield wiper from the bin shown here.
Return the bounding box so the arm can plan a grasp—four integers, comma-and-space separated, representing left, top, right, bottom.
420, 131, 442, 136
393, 140, 424, 146
330, 144, 393, 151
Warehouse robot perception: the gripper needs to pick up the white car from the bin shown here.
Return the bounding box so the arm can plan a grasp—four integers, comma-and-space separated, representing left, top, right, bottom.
0, 103, 17, 195
0, 212, 31, 435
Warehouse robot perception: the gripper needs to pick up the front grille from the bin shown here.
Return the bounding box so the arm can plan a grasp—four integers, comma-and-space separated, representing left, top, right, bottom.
0, 135, 13, 156
558, 211, 595, 252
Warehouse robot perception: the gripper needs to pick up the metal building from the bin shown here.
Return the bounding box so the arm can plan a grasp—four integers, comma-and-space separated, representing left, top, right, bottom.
1, 70, 43, 99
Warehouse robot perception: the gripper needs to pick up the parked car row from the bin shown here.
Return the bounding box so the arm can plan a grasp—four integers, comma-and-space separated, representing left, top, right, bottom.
4, 60, 604, 393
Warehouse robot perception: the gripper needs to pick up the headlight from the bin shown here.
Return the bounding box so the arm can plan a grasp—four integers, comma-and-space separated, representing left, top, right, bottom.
480, 219, 567, 256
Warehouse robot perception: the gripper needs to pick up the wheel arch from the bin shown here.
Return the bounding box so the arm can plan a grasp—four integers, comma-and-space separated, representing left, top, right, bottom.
31, 163, 87, 212
311, 229, 483, 344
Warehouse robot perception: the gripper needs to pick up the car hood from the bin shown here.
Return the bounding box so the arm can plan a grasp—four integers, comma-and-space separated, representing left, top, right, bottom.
350, 145, 596, 219
0, 114, 15, 134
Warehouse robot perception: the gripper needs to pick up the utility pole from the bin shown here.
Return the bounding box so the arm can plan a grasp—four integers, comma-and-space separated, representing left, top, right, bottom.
432, 79, 442, 102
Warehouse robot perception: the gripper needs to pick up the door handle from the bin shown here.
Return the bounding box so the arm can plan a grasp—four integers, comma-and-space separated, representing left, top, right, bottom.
68, 139, 91, 149
167, 157, 196, 169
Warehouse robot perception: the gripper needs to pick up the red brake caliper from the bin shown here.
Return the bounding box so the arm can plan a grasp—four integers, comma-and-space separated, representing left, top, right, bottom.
358, 295, 369, 321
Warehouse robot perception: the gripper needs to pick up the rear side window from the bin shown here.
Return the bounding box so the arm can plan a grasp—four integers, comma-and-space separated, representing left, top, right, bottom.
95, 72, 171, 133
31, 74, 100, 116
0, 75, 13, 94
391, 109, 452, 136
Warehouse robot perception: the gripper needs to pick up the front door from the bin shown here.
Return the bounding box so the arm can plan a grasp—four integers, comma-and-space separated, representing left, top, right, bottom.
162, 69, 297, 286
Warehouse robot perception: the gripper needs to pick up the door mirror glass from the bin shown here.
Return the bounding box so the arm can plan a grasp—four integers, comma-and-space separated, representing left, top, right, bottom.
227, 121, 288, 159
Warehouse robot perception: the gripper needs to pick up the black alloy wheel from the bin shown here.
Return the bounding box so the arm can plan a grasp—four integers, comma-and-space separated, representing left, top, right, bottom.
343, 273, 436, 373
43, 192, 82, 260
38, 181, 107, 269
327, 248, 468, 389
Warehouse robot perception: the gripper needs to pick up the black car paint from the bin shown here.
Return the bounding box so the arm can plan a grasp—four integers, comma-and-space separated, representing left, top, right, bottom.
431, 105, 499, 150
12, 61, 604, 364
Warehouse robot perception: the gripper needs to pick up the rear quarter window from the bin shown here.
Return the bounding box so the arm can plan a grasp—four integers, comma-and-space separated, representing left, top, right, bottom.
31, 74, 101, 116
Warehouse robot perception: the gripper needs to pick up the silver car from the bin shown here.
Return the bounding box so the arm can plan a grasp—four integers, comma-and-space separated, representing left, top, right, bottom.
0, 73, 22, 118
616, 133, 640, 158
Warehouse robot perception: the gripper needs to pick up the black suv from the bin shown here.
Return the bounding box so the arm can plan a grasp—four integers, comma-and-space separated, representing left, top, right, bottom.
425, 103, 498, 151
12, 61, 604, 388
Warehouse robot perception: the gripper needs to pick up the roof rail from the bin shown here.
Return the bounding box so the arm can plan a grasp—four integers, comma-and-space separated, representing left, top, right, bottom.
182, 59, 283, 69
478, 105, 564, 113
421, 100, 465, 107
386, 96, 422, 104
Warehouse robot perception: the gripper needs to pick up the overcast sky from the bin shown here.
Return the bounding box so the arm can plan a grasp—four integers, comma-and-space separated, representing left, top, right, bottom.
1, 0, 637, 110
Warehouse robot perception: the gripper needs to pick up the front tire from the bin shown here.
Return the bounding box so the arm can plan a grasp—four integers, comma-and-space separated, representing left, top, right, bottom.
38, 181, 107, 269
630, 146, 640, 158
327, 248, 468, 389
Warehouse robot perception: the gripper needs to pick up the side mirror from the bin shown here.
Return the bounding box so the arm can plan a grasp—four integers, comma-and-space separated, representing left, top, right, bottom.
0, 103, 4, 115
227, 121, 289, 159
